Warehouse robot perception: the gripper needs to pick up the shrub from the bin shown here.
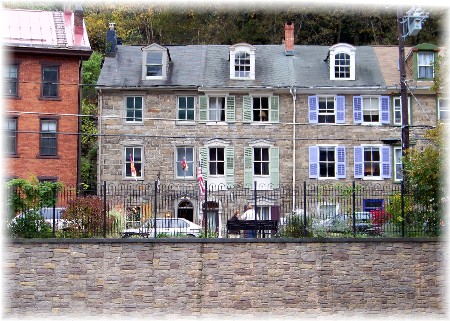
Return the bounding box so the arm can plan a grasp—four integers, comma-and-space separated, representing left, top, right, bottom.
277, 214, 312, 238
8, 210, 52, 238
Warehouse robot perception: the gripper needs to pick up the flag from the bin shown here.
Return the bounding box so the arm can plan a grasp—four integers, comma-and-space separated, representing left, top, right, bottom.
197, 160, 205, 199
130, 154, 137, 180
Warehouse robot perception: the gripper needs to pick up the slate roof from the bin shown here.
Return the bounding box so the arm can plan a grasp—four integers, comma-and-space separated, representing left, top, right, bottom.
3, 8, 91, 53
97, 44, 386, 89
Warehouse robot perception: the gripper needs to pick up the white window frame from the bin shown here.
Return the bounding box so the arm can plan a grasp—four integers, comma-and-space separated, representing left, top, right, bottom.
229, 43, 256, 80
318, 145, 337, 179
438, 98, 449, 121
141, 44, 168, 80
394, 146, 403, 182
208, 96, 226, 122
124, 96, 144, 123
318, 96, 336, 124
124, 146, 143, 180
245, 140, 279, 190
329, 43, 356, 81
200, 140, 234, 190
175, 146, 195, 179
362, 96, 380, 124
126, 205, 142, 228
417, 51, 434, 80
177, 96, 196, 124
393, 96, 411, 125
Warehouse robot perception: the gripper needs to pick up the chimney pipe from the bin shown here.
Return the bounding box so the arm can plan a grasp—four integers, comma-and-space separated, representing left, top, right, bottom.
74, 4, 84, 35
284, 22, 295, 56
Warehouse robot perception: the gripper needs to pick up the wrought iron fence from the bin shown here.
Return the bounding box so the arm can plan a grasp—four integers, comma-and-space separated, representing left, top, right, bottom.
5, 181, 443, 238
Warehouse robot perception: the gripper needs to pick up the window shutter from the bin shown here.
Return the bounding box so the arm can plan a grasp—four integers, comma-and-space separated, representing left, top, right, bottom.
381, 146, 391, 179
270, 96, 279, 123
270, 147, 279, 189
380, 96, 390, 124
308, 96, 318, 124
336, 96, 346, 124
200, 147, 208, 181
243, 96, 252, 123
225, 96, 236, 123
336, 146, 346, 178
243, 147, 253, 188
353, 96, 363, 124
226, 147, 234, 188
198, 96, 208, 122
308, 146, 319, 179
354, 146, 363, 178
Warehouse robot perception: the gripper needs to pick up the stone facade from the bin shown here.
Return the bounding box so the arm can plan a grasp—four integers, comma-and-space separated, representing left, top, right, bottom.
4, 239, 446, 319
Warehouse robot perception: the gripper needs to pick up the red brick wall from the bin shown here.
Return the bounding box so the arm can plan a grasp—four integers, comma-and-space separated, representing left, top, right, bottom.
5, 53, 81, 187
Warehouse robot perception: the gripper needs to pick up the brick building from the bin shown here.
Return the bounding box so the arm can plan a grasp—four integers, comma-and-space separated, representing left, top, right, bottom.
96, 23, 445, 229
3, 7, 92, 187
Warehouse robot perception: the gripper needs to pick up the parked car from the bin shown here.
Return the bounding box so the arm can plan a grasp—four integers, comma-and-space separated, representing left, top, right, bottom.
312, 211, 381, 235
10, 207, 67, 230
121, 217, 202, 238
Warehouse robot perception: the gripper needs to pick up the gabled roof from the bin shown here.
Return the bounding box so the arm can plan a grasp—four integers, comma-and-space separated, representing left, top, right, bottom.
3, 8, 91, 56
97, 44, 386, 90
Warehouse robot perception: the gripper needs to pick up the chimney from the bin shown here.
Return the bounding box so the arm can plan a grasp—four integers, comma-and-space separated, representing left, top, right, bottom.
284, 22, 295, 56
106, 22, 117, 56
74, 4, 84, 35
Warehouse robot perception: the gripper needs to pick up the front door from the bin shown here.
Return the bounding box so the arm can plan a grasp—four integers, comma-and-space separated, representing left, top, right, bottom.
178, 200, 194, 222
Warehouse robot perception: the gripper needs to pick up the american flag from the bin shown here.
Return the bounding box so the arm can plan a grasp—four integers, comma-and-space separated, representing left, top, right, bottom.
130, 154, 137, 180
197, 160, 205, 199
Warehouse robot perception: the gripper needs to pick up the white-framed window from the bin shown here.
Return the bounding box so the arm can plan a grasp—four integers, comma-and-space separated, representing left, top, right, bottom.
177, 96, 195, 122
438, 98, 449, 121
417, 52, 434, 79
176, 146, 194, 178
125, 96, 143, 123
244, 143, 279, 189
394, 147, 403, 182
126, 206, 142, 228
354, 145, 391, 180
308, 95, 345, 124
124, 146, 143, 179
309, 145, 346, 179
353, 96, 390, 125
198, 95, 236, 123
141, 44, 168, 80
40, 119, 58, 157
318, 203, 339, 218
393, 96, 411, 125
329, 43, 356, 81
200, 143, 234, 189
229, 43, 256, 80
242, 95, 279, 123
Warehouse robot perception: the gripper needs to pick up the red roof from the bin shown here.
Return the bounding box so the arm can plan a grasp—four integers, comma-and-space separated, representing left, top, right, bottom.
3, 8, 91, 51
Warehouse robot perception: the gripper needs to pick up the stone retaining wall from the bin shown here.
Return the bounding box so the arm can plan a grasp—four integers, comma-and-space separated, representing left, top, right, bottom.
3, 238, 447, 319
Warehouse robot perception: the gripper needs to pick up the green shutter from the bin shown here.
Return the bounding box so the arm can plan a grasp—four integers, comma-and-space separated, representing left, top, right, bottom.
226, 147, 234, 188
198, 96, 208, 122
243, 96, 252, 123
270, 96, 279, 123
270, 147, 279, 189
225, 96, 236, 123
200, 147, 208, 181
243, 147, 253, 188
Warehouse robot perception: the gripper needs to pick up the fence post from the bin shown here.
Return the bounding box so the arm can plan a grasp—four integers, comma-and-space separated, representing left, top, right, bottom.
154, 180, 158, 238
52, 185, 56, 238
254, 181, 258, 238
204, 181, 208, 237
401, 180, 405, 237
303, 181, 307, 237
352, 181, 356, 237
103, 181, 107, 238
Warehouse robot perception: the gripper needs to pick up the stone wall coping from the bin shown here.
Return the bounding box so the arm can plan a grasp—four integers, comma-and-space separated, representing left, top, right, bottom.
7, 237, 442, 244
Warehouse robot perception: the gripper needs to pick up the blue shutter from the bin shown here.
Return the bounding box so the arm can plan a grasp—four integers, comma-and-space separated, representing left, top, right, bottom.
354, 146, 363, 179
353, 96, 363, 124
243, 96, 252, 123
243, 147, 253, 188
226, 147, 235, 188
270, 147, 279, 189
270, 96, 279, 123
381, 146, 391, 179
225, 96, 236, 123
336, 146, 346, 179
309, 146, 319, 179
308, 96, 318, 124
380, 96, 390, 124
336, 96, 345, 124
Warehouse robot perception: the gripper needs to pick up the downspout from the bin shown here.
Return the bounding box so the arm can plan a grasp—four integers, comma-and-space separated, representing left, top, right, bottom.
97, 89, 103, 193
290, 86, 297, 211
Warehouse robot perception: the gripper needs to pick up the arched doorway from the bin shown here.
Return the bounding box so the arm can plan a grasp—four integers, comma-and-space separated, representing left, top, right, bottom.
178, 200, 194, 222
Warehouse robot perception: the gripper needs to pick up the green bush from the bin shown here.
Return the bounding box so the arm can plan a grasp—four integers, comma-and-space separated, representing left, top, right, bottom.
8, 210, 52, 238
277, 215, 312, 238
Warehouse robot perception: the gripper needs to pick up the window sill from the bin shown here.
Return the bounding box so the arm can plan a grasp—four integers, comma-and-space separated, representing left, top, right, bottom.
123, 177, 144, 181
362, 177, 383, 181
4, 95, 20, 99
361, 122, 382, 126
249, 122, 277, 126
206, 121, 227, 126
36, 155, 60, 159
5, 154, 19, 158
125, 121, 144, 125
176, 121, 196, 126
39, 97, 61, 101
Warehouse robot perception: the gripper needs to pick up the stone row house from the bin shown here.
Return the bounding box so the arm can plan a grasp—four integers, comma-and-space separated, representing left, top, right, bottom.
97, 23, 446, 231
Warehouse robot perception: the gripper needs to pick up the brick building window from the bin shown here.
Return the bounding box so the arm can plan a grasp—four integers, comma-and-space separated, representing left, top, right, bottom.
4, 64, 18, 97
5, 117, 17, 155
41, 65, 59, 98
40, 119, 58, 156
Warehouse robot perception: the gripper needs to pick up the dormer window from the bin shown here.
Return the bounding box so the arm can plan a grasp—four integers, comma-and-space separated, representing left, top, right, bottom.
141, 44, 169, 80
410, 43, 439, 81
229, 43, 256, 80
329, 43, 356, 81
